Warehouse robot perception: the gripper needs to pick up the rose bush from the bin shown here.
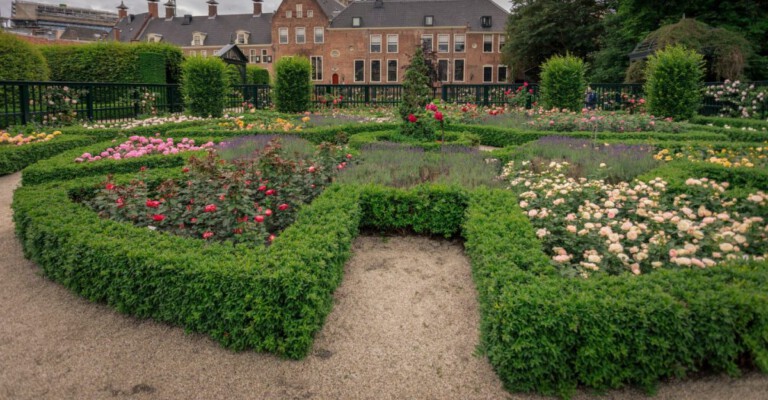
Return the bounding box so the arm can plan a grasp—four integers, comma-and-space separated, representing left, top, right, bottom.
75, 136, 214, 162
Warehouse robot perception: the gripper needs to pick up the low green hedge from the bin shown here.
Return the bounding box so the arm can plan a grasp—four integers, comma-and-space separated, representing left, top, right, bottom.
446, 124, 728, 147
0, 135, 98, 176
638, 159, 768, 195
13, 173, 361, 358
463, 188, 768, 398
690, 115, 768, 130
348, 130, 479, 151
684, 118, 768, 143
165, 122, 400, 144
59, 119, 221, 140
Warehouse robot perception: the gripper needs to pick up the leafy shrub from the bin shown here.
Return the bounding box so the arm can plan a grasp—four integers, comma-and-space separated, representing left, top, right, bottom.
0, 31, 50, 81
539, 54, 587, 111
644, 45, 705, 120
247, 65, 270, 85
181, 57, 228, 118
1, 135, 96, 176
399, 47, 434, 138
273, 57, 312, 113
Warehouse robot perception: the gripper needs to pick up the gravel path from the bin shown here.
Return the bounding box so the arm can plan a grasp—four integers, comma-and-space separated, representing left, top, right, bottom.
1, 171, 766, 400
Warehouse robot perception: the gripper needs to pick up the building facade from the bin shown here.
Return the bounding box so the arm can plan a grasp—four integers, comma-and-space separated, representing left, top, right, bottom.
112, 0, 509, 84
11, 0, 118, 40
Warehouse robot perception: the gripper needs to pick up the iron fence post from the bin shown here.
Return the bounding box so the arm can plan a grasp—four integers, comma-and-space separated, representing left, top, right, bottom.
19, 83, 30, 125
441, 85, 447, 102
86, 84, 94, 121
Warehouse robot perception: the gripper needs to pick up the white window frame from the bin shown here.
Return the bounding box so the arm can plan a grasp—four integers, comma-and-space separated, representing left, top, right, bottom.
437, 59, 449, 82
354, 59, 365, 82
286, 10, 292, 18
498, 35, 505, 53
296, 4, 303, 18
311, 56, 323, 81
497, 65, 509, 83
483, 65, 493, 83
200, 50, 207, 57
250, 49, 257, 63
387, 34, 398, 53
307, 10, 313, 18
483, 34, 493, 53
314, 27, 324, 43
387, 59, 398, 82
424, 15, 434, 26
279, 27, 288, 44
454, 34, 465, 53
421, 34, 433, 52
453, 59, 465, 82
236, 31, 249, 45
261, 49, 268, 63
296, 27, 306, 44
352, 17, 361, 27
192, 34, 202, 46
370, 34, 382, 53
437, 34, 449, 53
370, 59, 382, 82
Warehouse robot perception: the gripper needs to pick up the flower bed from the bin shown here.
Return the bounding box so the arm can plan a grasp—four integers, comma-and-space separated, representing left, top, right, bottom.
655, 144, 768, 168
502, 161, 767, 277
1, 130, 61, 146
1, 134, 98, 176
75, 136, 214, 162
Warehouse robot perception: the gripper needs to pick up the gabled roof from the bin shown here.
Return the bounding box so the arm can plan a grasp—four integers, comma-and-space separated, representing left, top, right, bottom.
330, 0, 508, 30
316, 0, 348, 19
114, 13, 273, 45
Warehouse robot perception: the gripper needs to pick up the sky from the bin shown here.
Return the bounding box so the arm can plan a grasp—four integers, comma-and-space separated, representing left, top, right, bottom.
2, 0, 512, 20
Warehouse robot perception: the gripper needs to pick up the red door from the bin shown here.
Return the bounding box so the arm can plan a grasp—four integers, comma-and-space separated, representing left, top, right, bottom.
332, 74, 339, 84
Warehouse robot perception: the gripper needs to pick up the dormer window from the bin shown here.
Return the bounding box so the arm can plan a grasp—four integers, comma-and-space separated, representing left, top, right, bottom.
235, 30, 250, 44
192, 32, 207, 46
352, 17, 361, 27
296, 4, 303, 18
481, 16, 492, 28
147, 33, 163, 43
424, 15, 434, 26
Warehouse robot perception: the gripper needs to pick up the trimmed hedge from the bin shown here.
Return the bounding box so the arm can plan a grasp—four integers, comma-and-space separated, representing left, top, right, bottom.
0, 31, 49, 81
348, 130, 479, 150
689, 115, 768, 131
463, 188, 768, 398
638, 159, 768, 195
273, 57, 312, 113
181, 57, 228, 118
445, 124, 728, 147
13, 175, 361, 358
0, 135, 97, 176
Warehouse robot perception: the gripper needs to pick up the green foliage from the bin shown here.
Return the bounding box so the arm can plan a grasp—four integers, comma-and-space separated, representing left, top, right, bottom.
689, 115, 768, 131
0, 135, 96, 176
0, 31, 50, 81
644, 45, 705, 120
13, 176, 361, 358
539, 54, 587, 111
357, 184, 469, 237
40, 42, 183, 83
181, 57, 228, 118
273, 57, 312, 113
347, 130, 479, 150
247, 65, 270, 85
225, 64, 244, 87
503, 0, 608, 81
638, 159, 768, 195
398, 47, 433, 123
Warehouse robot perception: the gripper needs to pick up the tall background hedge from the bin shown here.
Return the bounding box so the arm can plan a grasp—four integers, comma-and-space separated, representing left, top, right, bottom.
539, 54, 587, 111
272, 56, 311, 113
0, 31, 50, 81
181, 56, 228, 117
644, 45, 705, 120
39, 42, 183, 83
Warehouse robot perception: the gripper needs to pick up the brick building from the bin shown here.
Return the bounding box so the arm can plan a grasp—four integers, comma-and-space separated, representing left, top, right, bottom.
112, 0, 509, 84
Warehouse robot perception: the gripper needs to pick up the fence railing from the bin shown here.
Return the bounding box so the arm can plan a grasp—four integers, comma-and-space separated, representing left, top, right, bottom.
2, 81, 766, 129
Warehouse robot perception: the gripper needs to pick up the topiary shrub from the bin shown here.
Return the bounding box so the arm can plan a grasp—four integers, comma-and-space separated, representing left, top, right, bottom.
398, 47, 435, 139
539, 54, 587, 111
273, 56, 311, 113
247, 65, 270, 85
0, 31, 50, 81
181, 56, 228, 118
644, 45, 705, 120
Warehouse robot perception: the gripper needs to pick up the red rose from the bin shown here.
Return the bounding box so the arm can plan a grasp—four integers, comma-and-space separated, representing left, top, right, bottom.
268, 234, 275, 242
265, 189, 276, 196
257, 185, 267, 192
146, 199, 160, 208
105, 183, 115, 190
140, 166, 147, 172
434, 111, 444, 121
233, 228, 243, 235
308, 166, 316, 173
152, 214, 166, 222
116, 197, 124, 208
529, 89, 534, 94
202, 231, 214, 239
278, 203, 289, 211
191, 218, 198, 223
204, 204, 217, 213
265, 209, 273, 216
182, 167, 189, 173
254, 215, 265, 223
407, 114, 417, 123
346, 153, 353, 159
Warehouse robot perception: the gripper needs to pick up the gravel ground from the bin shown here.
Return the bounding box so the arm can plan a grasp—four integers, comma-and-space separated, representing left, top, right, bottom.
1, 171, 766, 400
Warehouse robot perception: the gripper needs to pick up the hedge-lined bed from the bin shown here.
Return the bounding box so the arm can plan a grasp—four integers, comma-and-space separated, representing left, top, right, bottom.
348, 130, 479, 150
689, 115, 768, 131
21, 136, 225, 186
165, 122, 400, 144
59, 119, 220, 140
0, 135, 98, 176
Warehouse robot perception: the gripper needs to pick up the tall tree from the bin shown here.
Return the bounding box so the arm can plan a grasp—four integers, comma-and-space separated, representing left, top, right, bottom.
502, 0, 610, 81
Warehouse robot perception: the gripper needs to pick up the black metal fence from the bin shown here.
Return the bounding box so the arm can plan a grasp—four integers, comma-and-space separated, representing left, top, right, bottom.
2, 80, 766, 128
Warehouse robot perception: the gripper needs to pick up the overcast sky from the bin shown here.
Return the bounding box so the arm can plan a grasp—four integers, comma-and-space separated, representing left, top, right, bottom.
2, 0, 511, 19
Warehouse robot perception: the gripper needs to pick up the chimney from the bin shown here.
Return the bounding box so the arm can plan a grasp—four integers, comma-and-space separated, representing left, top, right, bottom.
253, 0, 263, 17
164, 0, 176, 19
117, 1, 128, 19
207, 0, 218, 18
147, 0, 159, 18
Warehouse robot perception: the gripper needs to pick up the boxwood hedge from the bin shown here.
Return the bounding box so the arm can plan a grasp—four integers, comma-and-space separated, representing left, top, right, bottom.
0, 135, 98, 176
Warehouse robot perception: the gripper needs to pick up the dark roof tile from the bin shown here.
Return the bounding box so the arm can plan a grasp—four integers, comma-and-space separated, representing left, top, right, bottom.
115, 13, 273, 45
330, 0, 508, 30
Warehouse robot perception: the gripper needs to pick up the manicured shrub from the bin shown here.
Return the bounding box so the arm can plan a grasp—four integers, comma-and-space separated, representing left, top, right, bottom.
644, 45, 705, 120
247, 65, 270, 85
398, 47, 435, 139
0, 31, 50, 81
0, 135, 96, 176
272, 57, 312, 113
181, 57, 228, 118
539, 54, 587, 111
